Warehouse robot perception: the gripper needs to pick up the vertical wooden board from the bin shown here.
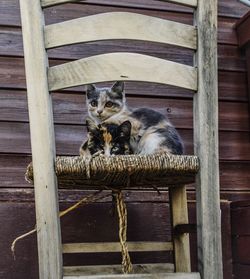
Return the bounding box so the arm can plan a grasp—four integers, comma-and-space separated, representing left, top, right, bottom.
232, 236, 250, 264
169, 186, 191, 272
19, 0, 62, 278
231, 206, 250, 235
0, 202, 38, 279
245, 47, 250, 116
194, 0, 223, 278
233, 264, 250, 279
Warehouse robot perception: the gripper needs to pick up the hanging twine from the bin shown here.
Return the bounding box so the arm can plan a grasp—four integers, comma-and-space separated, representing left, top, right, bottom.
115, 190, 133, 274
11, 190, 110, 258
11, 189, 133, 274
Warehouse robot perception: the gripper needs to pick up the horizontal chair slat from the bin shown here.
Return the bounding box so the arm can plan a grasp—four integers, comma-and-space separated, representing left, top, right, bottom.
45, 12, 197, 50
63, 263, 174, 276
41, 0, 197, 8
63, 241, 173, 253
158, 0, 197, 8
48, 53, 197, 91
64, 273, 201, 279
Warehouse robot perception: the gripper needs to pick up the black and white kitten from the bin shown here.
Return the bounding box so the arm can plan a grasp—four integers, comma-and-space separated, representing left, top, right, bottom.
80, 118, 133, 157
85, 81, 184, 155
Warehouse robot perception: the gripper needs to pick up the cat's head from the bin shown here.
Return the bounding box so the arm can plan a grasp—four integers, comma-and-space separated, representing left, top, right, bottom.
86, 118, 132, 156
86, 81, 125, 123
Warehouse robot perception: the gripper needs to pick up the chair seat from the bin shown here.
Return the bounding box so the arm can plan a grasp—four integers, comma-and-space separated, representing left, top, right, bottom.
25, 153, 199, 189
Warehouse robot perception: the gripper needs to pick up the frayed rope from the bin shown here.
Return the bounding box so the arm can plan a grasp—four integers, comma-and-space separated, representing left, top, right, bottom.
11, 190, 111, 259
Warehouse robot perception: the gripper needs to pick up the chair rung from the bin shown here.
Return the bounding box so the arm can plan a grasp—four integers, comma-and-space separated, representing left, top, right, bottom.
63, 263, 174, 276
63, 242, 173, 254
64, 272, 200, 279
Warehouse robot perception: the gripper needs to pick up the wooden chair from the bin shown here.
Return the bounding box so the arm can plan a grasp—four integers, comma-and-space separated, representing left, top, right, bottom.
19, 0, 223, 278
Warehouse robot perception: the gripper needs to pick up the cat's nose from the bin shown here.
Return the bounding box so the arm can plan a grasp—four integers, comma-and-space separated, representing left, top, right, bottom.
97, 110, 103, 115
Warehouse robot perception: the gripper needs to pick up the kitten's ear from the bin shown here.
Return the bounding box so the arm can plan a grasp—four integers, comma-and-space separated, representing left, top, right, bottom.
119, 121, 131, 137
86, 117, 98, 133
86, 84, 96, 99
111, 81, 124, 95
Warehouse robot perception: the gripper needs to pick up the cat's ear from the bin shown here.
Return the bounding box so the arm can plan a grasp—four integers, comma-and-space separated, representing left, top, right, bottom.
86, 84, 96, 99
86, 117, 98, 134
111, 81, 124, 95
119, 121, 131, 137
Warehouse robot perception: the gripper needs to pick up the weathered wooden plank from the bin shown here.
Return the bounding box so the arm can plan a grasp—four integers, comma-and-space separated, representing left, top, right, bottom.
41, 0, 81, 7
63, 263, 174, 276
1, 90, 249, 132
232, 235, 250, 264
233, 264, 250, 279
41, 0, 198, 8
157, 0, 197, 8
0, 0, 247, 28
194, 0, 223, 278
45, 12, 196, 50
19, 0, 62, 278
1, 186, 250, 204
64, 273, 200, 279
0, 56, 247, 101
0, 200, 234, 278
0, 18, 242, 48
63, 242, 173, 253
48, 53, 197, 91
0, 27, 247, 73
169, 186, 190, 272
1, 122, 250, 160
231, 205, 250, 235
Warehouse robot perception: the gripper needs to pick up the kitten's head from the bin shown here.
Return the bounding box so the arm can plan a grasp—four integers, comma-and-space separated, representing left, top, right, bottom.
86, 118, 132, 156
86, 81, 125, 123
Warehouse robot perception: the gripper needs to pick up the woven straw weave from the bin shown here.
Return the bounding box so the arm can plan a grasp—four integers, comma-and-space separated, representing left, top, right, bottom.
25, 153, 199, 189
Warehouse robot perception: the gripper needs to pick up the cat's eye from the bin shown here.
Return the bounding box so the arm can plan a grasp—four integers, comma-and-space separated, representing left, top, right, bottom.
90, 100, 97, 107
105, 101, 113, 108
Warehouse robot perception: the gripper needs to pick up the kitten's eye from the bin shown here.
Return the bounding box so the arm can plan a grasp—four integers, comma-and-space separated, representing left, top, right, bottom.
105, 101, 113, 108
90, 100, 97, 107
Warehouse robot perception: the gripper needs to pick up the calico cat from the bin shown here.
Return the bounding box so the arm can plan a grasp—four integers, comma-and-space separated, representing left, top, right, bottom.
85, 81, 184, 155
86, 82, 126, 124
80, 118, 133, 157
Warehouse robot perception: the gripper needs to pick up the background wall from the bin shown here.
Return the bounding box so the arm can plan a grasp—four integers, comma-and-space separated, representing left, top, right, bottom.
0, 1, 249, 278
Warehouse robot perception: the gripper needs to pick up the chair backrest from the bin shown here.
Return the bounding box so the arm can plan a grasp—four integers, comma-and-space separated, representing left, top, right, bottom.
19, 1, 222, 279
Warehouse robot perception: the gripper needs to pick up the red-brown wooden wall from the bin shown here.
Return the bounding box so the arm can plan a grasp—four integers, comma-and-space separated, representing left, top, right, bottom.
0, 1, 249, 278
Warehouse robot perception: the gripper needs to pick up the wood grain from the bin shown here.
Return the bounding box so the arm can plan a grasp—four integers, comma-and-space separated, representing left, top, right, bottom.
194, 0, 223, 278
169, 186, 191, 272
1, 122, 250, 161
1, 90, 249, 132
41, 0, 198, 8
63, 263, 174, 276
0, 56, 247, 101
0, 0, 248, 28
0, 200, 233, 279
45, 12, 197, 50
0, 19, 241, 53
63, 242, 173, 253
48, 53, 197, 91
0, 27, 246, 73
233, 264, 250, 279
19, 0, 62, 278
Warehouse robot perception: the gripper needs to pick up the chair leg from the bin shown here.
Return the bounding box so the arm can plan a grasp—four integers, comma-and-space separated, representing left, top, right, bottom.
169, 185, 191, 272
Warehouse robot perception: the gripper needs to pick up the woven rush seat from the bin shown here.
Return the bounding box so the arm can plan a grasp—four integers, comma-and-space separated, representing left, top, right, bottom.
25, 153, 199, 189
